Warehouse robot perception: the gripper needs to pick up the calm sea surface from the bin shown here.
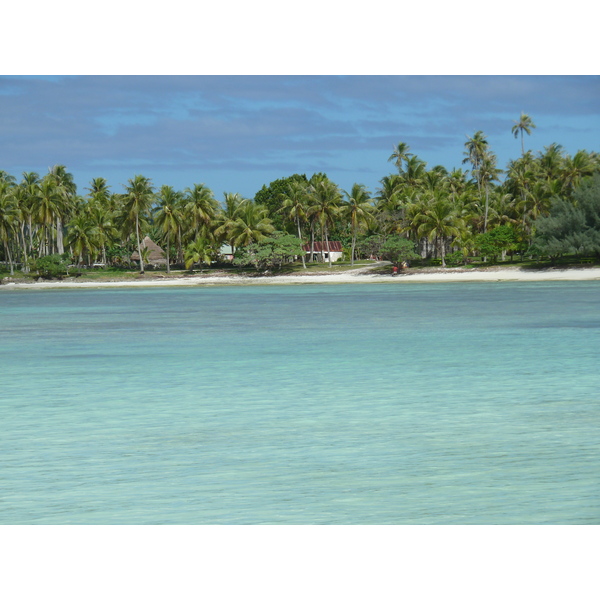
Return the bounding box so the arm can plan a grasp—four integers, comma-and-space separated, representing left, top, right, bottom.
1, 281, 599, 524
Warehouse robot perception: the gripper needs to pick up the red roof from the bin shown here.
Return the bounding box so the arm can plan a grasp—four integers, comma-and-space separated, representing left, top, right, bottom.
302, 241, 342, 252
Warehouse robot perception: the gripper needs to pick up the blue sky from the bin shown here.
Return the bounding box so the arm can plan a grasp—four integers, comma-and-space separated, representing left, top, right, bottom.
1, 75, 598, 202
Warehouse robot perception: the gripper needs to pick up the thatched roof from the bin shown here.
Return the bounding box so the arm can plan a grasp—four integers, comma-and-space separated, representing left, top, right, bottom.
302, 241, 343, 252
131, 237, 167, 264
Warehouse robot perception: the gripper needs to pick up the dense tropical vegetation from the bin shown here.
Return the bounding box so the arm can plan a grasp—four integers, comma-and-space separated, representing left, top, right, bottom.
1, 113, 600, 278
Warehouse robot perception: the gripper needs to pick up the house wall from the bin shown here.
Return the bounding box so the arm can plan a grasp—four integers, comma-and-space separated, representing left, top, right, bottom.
308, 251, 343, 262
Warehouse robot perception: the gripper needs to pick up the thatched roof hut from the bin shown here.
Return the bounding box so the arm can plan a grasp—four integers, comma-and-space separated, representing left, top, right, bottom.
130, 236, 167, 265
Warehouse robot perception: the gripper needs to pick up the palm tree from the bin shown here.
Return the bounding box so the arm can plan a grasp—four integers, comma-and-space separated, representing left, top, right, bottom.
184, 237, 215, 271
307, 175, 342, 267
560, 150, 596, 195
120, 175, 155, 273
538, 143, 565, 182
0, 181, 18, 274
463, 131, 489, 193
230, 201, 275, 248
65, 213, 100, 266
86, 178, 112, 210
477, 150, 502, 233
46, 165, 76, 254
505, 153, 537, 229
34, 178, 64, 256
403, 155, 427, 187
413, 193, 461, 267
214, 192, 246, 256
0, 170, 16, 185
184, 183, 219, 242
19, 172, 41, 262
279, 180, 310, 268
388, 142, 412, 174
375, 175, 405, 235
422, 168, 446, 191
154, 185, 183, 274
511, 113, 536, 156
88, 204, 117, 266
445, 168, 469, 202
341, 183, 374, 265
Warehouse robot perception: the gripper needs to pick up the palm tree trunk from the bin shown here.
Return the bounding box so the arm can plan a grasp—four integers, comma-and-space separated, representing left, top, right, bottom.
166, 230, 170, 274
521, 131, 525, 156
136, 214, 144, 273
4, 241, 14, 275
28, 216, 35, 260
20, 222, 29, 273
325, 228, 332, 268
56, 216, 64, 255
296, 218, 306, 268
177, 225, 183, 263
484, 185, 489, 233
440, 236, 446, 267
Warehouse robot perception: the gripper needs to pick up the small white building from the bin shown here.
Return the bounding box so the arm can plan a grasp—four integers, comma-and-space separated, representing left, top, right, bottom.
303, 241, 343, 263
220, 244, 234, 261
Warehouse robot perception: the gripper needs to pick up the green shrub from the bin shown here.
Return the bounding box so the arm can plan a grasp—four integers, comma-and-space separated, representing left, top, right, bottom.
32, 254, 70, 279
445, 251, 466, 267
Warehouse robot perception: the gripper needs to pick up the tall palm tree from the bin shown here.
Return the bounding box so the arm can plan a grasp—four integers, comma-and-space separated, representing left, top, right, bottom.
307, 175, 342, 267
505, 153, 537, 229
120, 175, 155, 273
511, 113, 536, 156
388, 142, 412, 174
477, 150, 502, 233
46, 165, 76, 254
279, 180, 310, 268
83, 179, 117, 265
19, 172, 41, 261
0, 181, 17, 274
376, 174, 410, 235
34, 178, 64, 256
10, 185, 29, 271
154, 185, 183, 274
342, 183, 374, 265
463, 131, 489, 192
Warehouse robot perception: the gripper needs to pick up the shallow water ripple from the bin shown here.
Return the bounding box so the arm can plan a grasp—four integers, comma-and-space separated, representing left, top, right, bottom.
1, 282, 599, 523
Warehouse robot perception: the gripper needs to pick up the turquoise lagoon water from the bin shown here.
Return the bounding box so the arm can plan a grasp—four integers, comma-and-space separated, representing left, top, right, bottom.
0, 281, 599, 524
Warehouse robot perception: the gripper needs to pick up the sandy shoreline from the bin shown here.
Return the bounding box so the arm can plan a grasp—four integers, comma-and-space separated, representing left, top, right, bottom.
2, 265, 600, 290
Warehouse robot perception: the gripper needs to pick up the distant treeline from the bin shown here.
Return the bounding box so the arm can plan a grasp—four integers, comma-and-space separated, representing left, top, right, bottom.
1, 114, 600, 275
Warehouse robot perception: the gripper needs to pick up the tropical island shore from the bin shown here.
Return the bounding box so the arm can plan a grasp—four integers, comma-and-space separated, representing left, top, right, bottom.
2, 264, 600, 290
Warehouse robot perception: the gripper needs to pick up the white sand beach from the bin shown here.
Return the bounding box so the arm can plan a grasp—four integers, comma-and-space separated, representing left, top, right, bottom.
2, 265, 600, 290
